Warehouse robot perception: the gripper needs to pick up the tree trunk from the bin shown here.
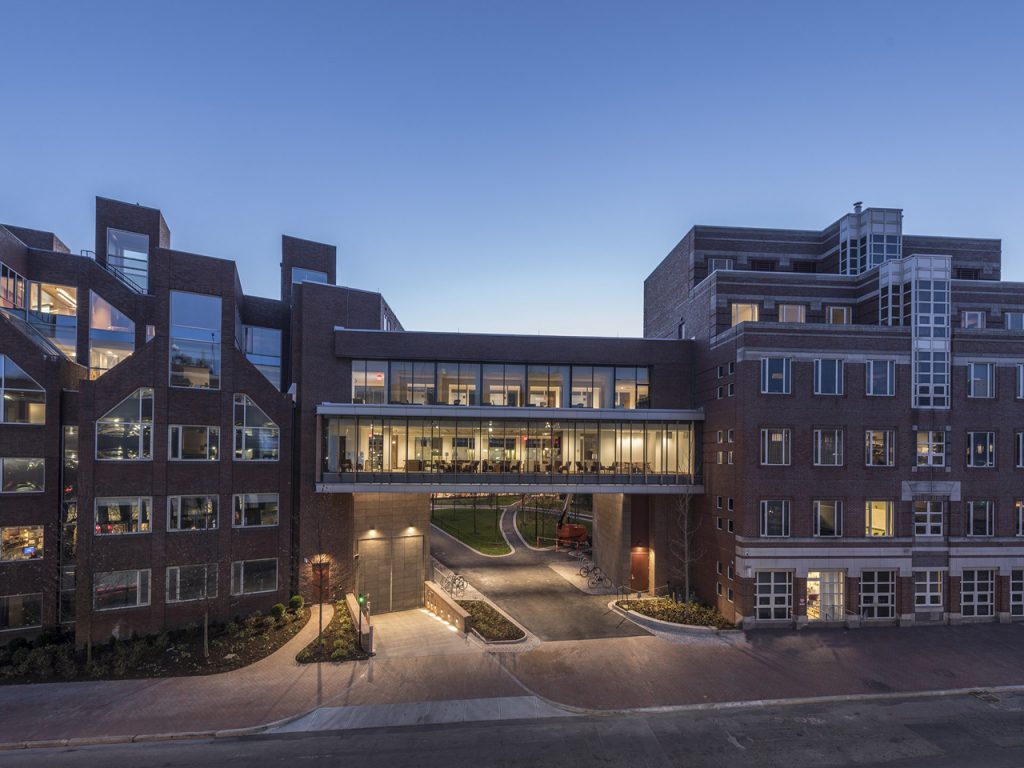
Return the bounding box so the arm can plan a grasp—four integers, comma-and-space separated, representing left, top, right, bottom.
203, 606, 210, 658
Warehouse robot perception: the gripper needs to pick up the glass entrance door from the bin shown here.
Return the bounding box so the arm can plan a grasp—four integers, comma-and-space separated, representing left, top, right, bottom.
807, 570, 845, 622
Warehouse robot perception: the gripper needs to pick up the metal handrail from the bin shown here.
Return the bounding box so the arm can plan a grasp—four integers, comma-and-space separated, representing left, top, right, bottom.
80, 249, 147, 293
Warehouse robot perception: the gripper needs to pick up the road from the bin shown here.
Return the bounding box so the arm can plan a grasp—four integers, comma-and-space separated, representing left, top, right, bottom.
3, 692, 1022, 767
430, 507, 647, 640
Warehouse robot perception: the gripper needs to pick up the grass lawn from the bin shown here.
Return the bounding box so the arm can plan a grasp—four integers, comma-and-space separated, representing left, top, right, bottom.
458, 600, 525, 641
0, 606, 310, 683
431, 504, 510, 555
296, 601, 370, 663
515, 507, 592, 545
617, 598, 734, 630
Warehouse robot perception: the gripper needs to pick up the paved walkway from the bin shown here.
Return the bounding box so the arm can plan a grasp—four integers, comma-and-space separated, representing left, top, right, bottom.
431, 506, 647, 641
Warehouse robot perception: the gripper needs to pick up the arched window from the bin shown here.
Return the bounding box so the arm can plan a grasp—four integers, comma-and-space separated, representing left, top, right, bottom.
96, 388, 153, 460
0, 355, 45, 424
233, 394, 279, 461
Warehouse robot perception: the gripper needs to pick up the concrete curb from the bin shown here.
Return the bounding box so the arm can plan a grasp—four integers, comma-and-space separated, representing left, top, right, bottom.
509, 504, 559, 552
5, 682, 1024, 750
608, 600, 741, 635
429, 521, 515, 558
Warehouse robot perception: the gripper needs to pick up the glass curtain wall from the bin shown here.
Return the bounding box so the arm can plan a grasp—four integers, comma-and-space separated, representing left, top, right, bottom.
359, 360, 650, 409
89, 292, 135, 378
322, 416, 695, 480
27, 283, 77, 360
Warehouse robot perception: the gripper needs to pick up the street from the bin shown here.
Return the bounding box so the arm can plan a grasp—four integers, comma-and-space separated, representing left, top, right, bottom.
2, 692, 1022, 768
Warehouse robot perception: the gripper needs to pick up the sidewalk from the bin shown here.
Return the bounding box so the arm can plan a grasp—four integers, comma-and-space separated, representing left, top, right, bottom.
2, 605, 1024, 747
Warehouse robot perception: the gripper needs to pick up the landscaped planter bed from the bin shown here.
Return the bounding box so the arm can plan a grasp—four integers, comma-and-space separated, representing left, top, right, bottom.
296, 600, 370, 663
0, 604, 310, 683
457, 599, 526, 642
616, 598, 734, 630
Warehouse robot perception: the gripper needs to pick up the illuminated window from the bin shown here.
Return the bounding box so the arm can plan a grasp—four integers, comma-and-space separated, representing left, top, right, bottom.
916, 431, 945, 467
0, 458, 44, 493
89, 292, 135, 378
0, 526, 43, 561
865, 430, 895, 467
232, 493, 279, 527
168, 496, 219, 531
731, 303, 759, 326
94, 497, 151, 535
777, 304, 806, 323
865, 501, 893, 537
170, 291, 221, 389
106, 229, 149, 291
826, 306, 851, 324
966, 431, 995, 468
760, 428, 790, 465
169, 425, 219, 461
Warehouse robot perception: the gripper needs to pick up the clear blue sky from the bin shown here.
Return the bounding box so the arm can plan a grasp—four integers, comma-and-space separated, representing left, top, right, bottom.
1, 1, 1021, 336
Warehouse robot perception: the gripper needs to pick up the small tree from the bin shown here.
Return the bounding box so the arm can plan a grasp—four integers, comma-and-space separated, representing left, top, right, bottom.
668, 493, 705, 603
299, 494, 350, 649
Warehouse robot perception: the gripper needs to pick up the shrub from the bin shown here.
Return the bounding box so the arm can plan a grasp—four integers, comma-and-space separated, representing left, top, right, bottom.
224, 621, 240, 636
288, 595, 305, 612
271, 603, 287, 621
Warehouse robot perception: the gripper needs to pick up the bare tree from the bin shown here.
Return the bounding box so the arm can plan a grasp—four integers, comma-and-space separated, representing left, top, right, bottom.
668, 493, 705, 603
299, 494, 350, 648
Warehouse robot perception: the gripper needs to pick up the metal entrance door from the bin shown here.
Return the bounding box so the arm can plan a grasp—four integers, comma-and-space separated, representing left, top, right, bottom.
807, 570, 845, 622
356, 535, 425, 613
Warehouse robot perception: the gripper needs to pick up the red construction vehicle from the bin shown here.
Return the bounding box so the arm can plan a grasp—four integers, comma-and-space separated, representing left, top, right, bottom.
556, 494, 588, 546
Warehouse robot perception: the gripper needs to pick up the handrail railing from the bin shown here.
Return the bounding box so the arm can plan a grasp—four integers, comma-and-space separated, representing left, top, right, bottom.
0, 308, 67, 360
80, 249, 147, 294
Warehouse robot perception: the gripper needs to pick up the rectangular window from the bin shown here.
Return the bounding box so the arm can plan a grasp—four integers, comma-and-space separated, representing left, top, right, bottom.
814, 359, 844, 395
914, 570, 943, 608
760, 357, 791, 394
0, 457, 45, 493
95, 497, 152, 535
814, 500, 842, 537
708, 257, 733, 274
1019, 433, 1024, 467
760, 500, 790, 537
169, 291, 222, 389
0, 526, 44, 561
93, 569, 151, 611
961, 311, 985, 329
966, 500, 993, 537
1012, 570, 1024, 617
865, 430, 895, 467
916, 431, 946, 467
755, 571, 792, 620
1006, 312, 1024, 331
860, 570, 896, 619
1017, 500, 1024, 536
351, 360, 388, 404
168, 496, 219, 532
865, 360, 895, 396
1018, 364, 1024, 399
166, 564, 218, 603
967, 363, 995, 399
232, 493, 279, 528
727, 429, 734, 443
865, 501, 894, 537
961, 569, 994, 617
760, 428, 791, 466
89, 292, 135, 378
913, 500, 943, 537
966, 432, 995, 468
731, 303, 759, 326
291, 267, 328, 284
827, 306, 851, 324
0, 593, 42, 630
812, 428, 844, 466
777, 304, 806, 323
169, 425, 220, 461
231, 558, 278, 595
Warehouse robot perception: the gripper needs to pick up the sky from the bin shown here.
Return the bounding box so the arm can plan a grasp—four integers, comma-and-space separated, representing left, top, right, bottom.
0, 1, 1021, 337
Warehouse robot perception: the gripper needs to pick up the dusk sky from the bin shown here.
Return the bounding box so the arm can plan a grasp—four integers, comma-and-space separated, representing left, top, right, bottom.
1, 1, 1021, 337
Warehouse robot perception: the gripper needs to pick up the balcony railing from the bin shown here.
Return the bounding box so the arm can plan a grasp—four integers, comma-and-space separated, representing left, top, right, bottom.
81, 250, 147, 294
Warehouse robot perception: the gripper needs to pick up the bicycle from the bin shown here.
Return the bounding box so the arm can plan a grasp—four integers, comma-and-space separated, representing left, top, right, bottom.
588, 568, 611, 589
579, 561, 597, 578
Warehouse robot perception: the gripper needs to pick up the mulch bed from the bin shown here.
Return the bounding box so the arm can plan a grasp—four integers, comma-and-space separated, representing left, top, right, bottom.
296, 601, 370, 663
458, 599, 525, 641
0, 607, 310, 684
617, 598, 734, 630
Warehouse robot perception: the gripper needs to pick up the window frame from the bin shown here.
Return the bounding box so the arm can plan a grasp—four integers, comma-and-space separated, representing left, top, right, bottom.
95, 388, 154, 462
759, 500, 790, 538
967, 362, 995, 399
0, 355, 46, 426
754, 570, 792, 620
865, 429, 895, 467
0, 457, 46, 494
760, 357, 791, 395
230, 558, 278, 596
233, 394, 280, 462
913, 570, 944, 608
812, 428, 844, 467
167, 495, 219, 532
94, 496, 152, 536
730, 303, 759, 327
865, 500, 894, 537
813, 359, 844, 396
0, 525, 44, 562
826, 306, 852, 325
777, 304, 806, 323
232, 493, 280, 528
966, 500, 994, 537
916, 431, 946, 467
165, 563, 218, 604
860, 570, 896, 619
93, 568, 151, 611
913, 500, 944, 537
813, 500, 843, 537
865, 359, 895, 397
169, 425, 220, 462
760, 428, 791, 466
966, 431, 995, 468
960, 569, 995, 617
